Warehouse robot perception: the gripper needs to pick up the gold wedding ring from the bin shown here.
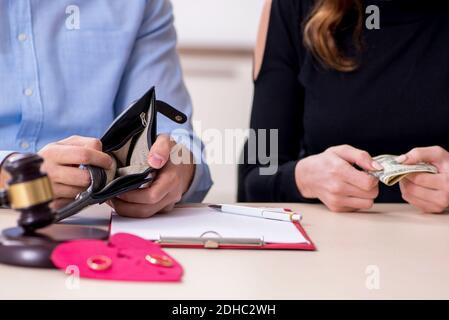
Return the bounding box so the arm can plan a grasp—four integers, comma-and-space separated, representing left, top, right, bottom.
145, 254, 174, 268
87, 255, 112, 271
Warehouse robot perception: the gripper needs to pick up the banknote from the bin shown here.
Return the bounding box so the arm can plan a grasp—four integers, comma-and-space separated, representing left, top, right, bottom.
369, 154, 438, 186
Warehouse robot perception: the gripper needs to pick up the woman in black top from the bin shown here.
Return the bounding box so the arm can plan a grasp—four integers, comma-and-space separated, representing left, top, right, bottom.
238, 0, 449, 213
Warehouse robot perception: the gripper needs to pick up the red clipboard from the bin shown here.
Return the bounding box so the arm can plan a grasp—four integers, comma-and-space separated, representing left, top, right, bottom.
109, 206, 317, 251
156, 221, 316, 251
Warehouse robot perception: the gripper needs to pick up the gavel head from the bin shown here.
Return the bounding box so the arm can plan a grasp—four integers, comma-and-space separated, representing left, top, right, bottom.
3, 153, 54, 233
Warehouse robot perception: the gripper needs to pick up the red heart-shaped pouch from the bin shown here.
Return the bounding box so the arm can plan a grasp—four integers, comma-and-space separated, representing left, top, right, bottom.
51, 233, 183, 282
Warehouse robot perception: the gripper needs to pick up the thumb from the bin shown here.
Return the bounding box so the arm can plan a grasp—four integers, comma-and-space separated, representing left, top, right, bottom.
331, 145, 382, 171
147, 134, 172, 169
396, 147, 445, 165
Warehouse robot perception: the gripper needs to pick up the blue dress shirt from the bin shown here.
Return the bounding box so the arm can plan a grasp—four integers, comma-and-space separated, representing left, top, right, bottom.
0, 0, 212, 201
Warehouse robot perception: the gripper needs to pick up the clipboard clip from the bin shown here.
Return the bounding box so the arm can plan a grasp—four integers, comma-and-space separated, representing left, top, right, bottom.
157, 231, 265, 249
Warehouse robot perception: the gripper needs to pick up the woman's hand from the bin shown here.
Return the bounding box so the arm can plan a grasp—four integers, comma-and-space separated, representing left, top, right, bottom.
38, 135, 114, 209
295, 145, 382, 212
109, 134, 195, 218
397, 146, 449, 213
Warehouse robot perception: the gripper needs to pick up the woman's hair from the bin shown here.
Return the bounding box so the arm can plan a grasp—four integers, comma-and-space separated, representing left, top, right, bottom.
304, 0, 363, 72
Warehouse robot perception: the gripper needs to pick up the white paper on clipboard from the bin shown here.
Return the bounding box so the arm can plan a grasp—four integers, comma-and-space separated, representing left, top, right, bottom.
110, 206, 308, 244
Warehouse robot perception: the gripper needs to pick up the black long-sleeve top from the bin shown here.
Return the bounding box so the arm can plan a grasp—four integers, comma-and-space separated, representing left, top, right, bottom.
238, 0, 449, 203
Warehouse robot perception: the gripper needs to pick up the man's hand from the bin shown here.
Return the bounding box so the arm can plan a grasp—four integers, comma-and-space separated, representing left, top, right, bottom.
38, 135, 114, 209
109, 134, 195, 218
295, 145, 381, 212
397, 146, 449, 213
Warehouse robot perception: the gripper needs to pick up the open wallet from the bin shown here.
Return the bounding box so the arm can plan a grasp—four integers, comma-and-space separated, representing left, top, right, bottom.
54, 87, 187, 222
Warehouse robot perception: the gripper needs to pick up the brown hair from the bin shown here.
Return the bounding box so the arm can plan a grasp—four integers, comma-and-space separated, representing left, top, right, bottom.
304, 0, 363, 72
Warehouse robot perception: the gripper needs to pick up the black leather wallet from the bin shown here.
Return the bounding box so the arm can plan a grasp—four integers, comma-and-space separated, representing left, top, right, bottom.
54, 87, 187, 221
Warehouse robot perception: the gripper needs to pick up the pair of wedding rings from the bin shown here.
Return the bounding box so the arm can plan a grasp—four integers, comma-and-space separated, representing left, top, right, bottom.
86, 254, 174, 271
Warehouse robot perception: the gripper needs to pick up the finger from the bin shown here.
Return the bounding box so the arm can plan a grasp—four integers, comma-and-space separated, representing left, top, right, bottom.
51, 183, 85, 199
396, 146, 447, 166
43, 164, 91, 188
404, 173, 447, 191
402, 196, 440, 213
43, 145, 113, 169
116, 172, 175, 204
330, 145, 382, 171
400, 184, 446, 213
341, 182, 379, 199
111, 193, 175, 218
400, 179, 437, 201
160, 203, 175, 213
50, 198, 73, 210
326, 205, 356, 213
147, 134, 174, 169
400, 179, 448, 210
57, 136, 103, 151
324, 195, 374, 212
338, 162, 379, 192
339, 196, 374, 210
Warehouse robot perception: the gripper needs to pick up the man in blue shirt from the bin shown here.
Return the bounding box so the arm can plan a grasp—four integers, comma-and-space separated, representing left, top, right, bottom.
0, 0, 212, 217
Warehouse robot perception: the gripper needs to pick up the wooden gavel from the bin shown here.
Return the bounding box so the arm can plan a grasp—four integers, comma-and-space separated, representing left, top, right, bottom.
0, 153, 107, 234
0, 153, 54, 233
0, 153, 110, 268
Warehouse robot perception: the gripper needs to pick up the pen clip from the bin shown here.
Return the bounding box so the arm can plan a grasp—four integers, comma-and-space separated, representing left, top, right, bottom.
262, 207, 300, 215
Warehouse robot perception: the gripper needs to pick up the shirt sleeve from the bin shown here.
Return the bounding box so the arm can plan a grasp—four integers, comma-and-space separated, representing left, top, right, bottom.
238, 0, 314, 203
113, 0, 212, 202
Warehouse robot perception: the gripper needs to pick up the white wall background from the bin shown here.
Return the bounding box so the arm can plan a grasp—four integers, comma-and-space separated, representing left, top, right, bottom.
172, 0, 265, 49
179, 55, 254, 203
171, 0, 265, 203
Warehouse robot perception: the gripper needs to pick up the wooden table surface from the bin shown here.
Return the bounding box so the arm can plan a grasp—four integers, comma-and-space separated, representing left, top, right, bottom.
0, 203, 448, 299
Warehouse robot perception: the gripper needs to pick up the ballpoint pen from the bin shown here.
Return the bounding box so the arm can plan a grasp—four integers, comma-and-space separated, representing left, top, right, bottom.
209, 204, 302, 222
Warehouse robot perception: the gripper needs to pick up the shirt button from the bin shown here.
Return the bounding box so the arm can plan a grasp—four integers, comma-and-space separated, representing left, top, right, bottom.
24, 88, 33, 96
20, 141, 30, 149
18, 33, 27, 42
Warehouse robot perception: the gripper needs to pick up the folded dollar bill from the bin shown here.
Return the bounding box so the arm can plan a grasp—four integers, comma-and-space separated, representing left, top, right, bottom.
369, 154, 438, 186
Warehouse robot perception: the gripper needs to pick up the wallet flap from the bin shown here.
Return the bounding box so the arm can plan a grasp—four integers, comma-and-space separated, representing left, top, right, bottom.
156, 100, 187, 124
